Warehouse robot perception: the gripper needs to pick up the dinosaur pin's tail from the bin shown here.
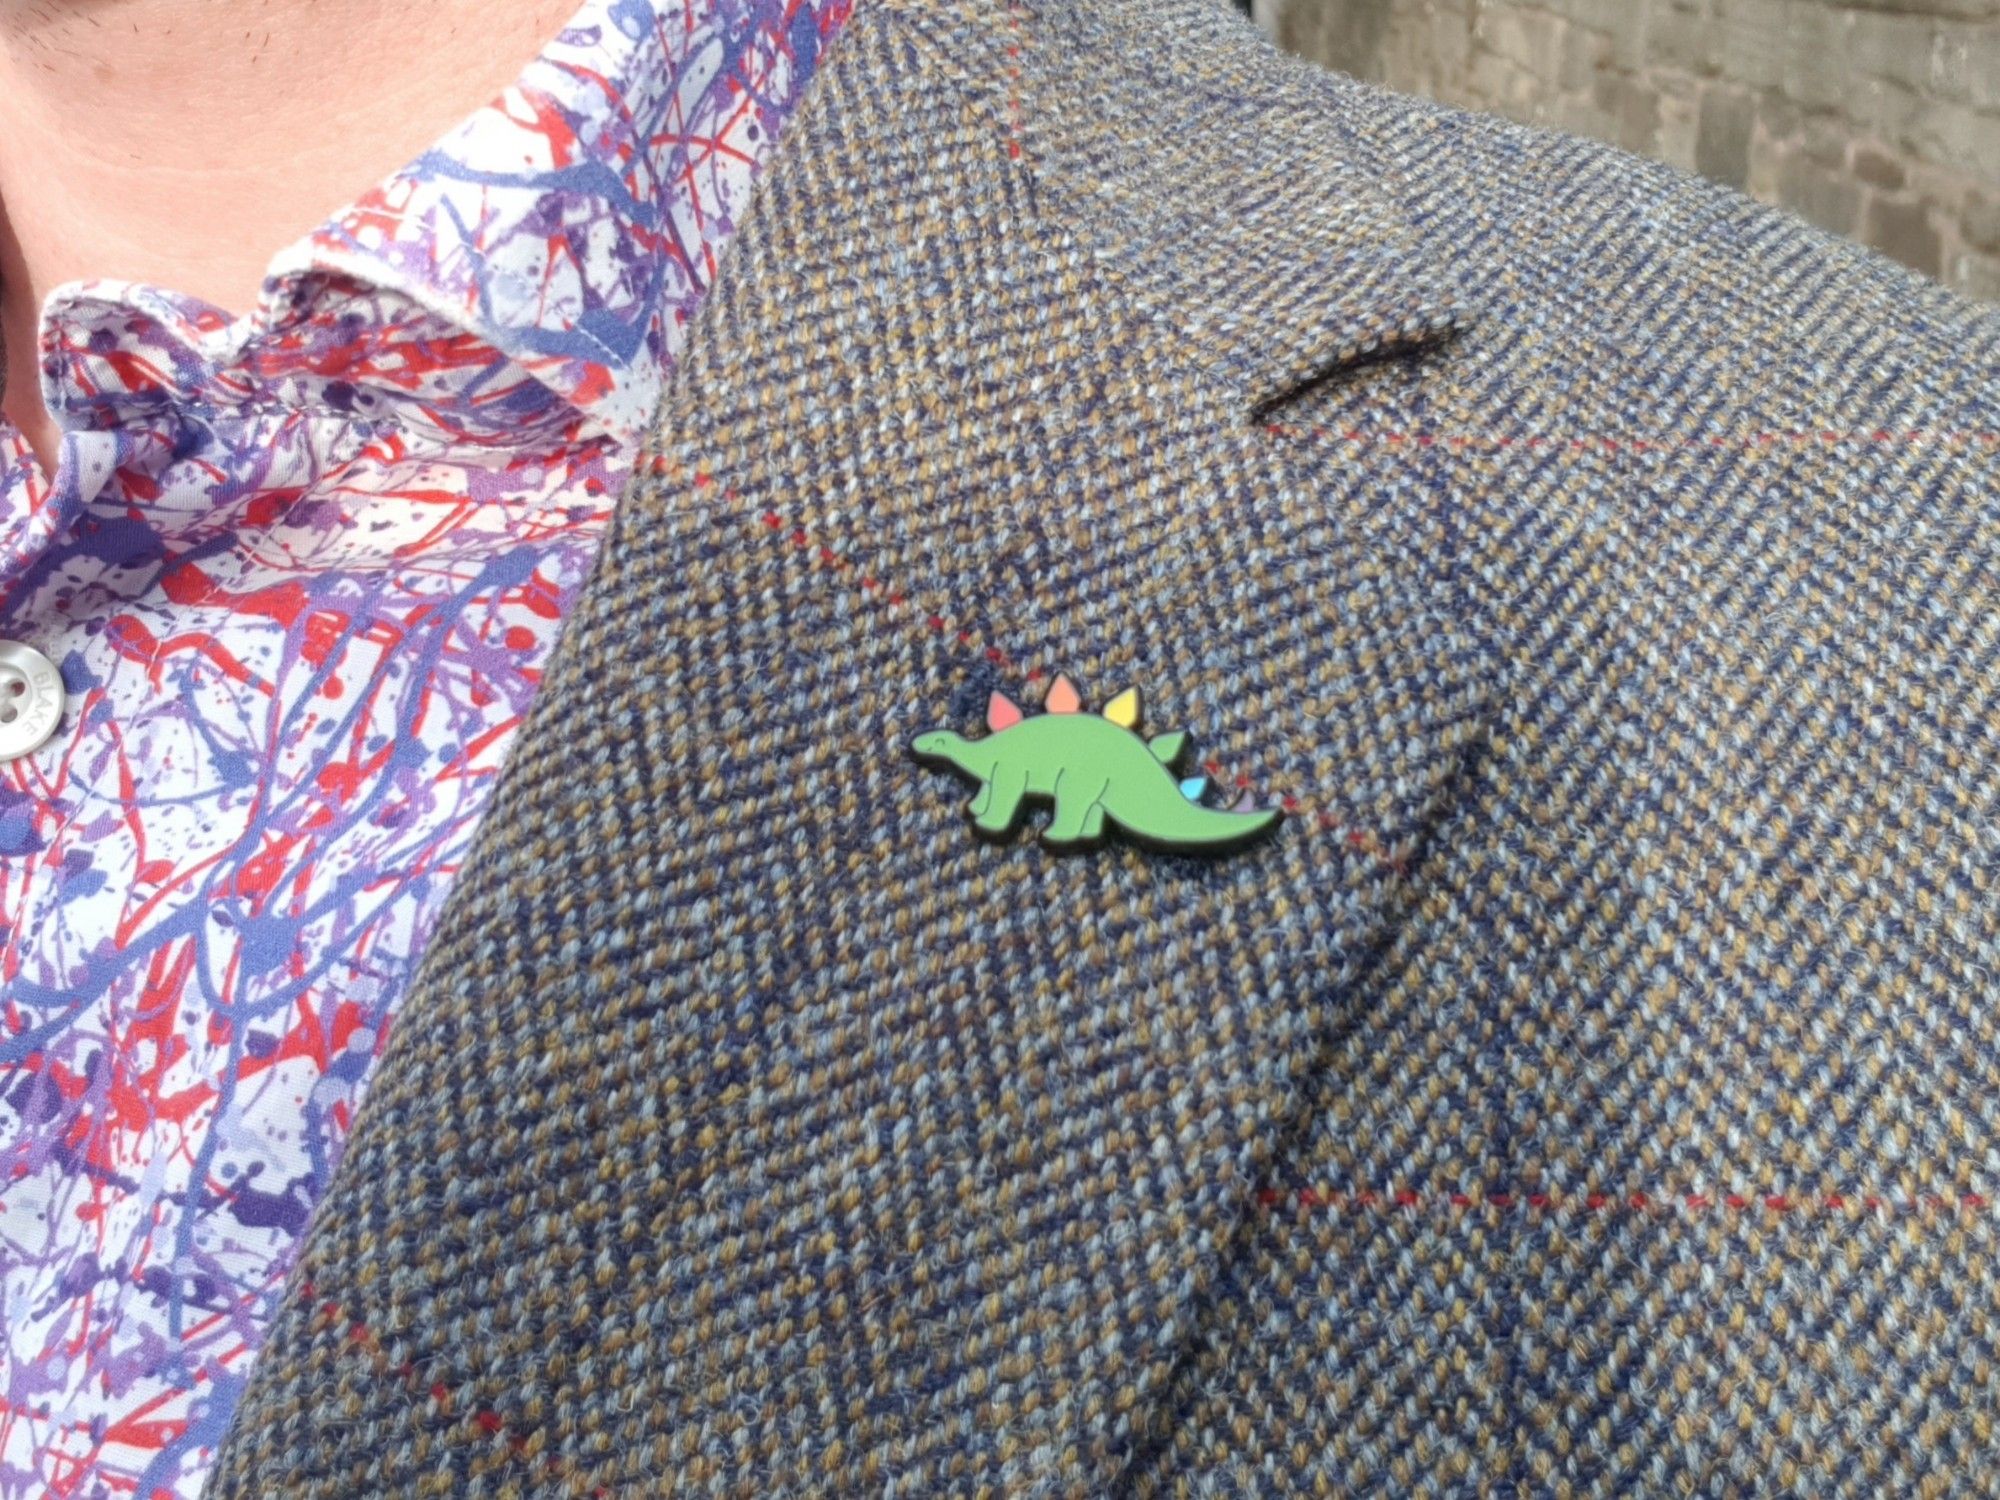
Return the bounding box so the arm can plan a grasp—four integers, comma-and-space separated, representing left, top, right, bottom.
1129, 791, 1283, 853
1177, 782, 1271, 814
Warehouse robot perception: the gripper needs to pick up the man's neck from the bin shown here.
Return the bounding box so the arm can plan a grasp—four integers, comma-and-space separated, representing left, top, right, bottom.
0, 0, 581, 467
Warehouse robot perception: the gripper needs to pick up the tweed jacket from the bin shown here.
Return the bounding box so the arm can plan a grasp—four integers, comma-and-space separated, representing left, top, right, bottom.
208, 0, 2000, 1493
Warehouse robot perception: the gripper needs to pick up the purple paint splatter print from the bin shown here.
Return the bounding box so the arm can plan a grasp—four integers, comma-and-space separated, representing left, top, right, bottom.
0, 2, 851, 1494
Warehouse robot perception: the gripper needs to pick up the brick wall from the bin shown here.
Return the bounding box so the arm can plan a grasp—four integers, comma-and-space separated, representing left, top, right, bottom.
1255, 0, 2000, 300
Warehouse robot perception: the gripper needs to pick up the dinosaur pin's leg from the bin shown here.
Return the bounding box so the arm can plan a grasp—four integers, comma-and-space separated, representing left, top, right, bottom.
970, 765, 1029, 837
1043, 772, 1111, 847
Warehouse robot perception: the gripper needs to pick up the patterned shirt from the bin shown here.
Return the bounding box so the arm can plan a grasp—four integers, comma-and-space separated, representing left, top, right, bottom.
0, 1, 849, 1494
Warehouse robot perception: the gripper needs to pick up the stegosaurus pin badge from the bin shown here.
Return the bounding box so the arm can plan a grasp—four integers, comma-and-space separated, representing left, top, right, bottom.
910, 674, 1281, 855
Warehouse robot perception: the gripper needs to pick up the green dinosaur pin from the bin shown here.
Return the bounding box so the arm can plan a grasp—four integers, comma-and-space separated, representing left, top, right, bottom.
909, 675, 1282, 855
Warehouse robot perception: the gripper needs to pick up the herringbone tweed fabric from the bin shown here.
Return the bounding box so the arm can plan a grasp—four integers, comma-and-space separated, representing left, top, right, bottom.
207, 0, 2000, 1494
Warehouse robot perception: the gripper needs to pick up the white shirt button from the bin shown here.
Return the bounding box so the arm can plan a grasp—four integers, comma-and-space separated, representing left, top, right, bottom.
0, 639, 63, 761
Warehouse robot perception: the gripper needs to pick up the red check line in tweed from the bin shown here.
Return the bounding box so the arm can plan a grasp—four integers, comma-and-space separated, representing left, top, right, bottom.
1265, 420, 2000, 453
1257, 1188, 1998, 1214
648, 455, 1405, 869
999, 0, 1027, 162
299, 1280, 612, 1498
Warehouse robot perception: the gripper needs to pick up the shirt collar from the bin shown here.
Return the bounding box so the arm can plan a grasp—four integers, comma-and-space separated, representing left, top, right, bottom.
33, 0, 852, 451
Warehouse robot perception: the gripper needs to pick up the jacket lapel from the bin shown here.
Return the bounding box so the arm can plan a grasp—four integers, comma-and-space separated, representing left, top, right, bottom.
210, 1, 1489, 1493
884, 0, 1470, 415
